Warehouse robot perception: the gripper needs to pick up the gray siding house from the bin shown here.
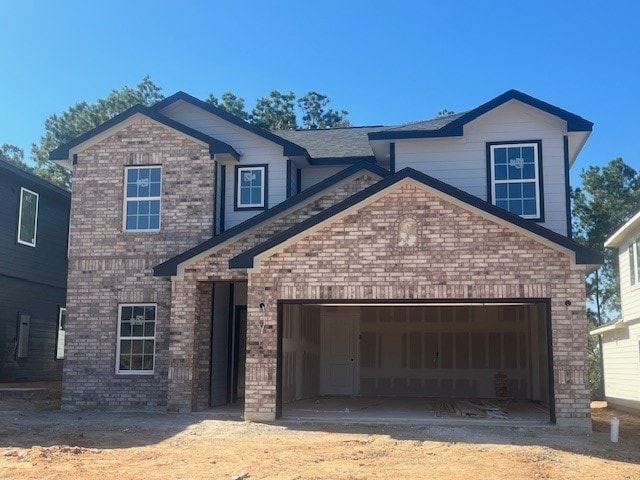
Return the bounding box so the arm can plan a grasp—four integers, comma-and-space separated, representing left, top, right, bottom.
0, 158, 70, 381
51, 89, 602, 430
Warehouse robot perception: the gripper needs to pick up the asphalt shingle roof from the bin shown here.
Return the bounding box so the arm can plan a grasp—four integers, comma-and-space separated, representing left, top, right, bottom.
274, 126, 385, 159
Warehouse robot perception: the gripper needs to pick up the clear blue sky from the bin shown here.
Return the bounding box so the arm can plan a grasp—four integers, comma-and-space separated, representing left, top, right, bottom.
1, 0, 639, 185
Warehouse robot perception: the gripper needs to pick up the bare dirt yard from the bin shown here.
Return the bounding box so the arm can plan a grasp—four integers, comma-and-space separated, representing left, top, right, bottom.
0, 385, 638, 480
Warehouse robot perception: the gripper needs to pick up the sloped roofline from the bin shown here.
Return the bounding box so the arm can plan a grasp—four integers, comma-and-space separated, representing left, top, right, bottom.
151, 91, 310, 158
368, 89, 594, 140
48, 104, 240, 161
0, 157, 71, 197
229, 167, 603, 269
605, 210, 640, 248
153, 162, 390, 276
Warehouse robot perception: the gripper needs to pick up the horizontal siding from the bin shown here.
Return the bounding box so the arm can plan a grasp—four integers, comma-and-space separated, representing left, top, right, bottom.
601, 321, 640, 403
0, 172, 69, 288
0, 275, 65, 381
395, 100, 569, 235
160, 101, 290, 229
300, 166, 346, 191
619, 241, 640, 322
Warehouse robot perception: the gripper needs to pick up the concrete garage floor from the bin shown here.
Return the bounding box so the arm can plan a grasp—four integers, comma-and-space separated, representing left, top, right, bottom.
282, 397, 551, 426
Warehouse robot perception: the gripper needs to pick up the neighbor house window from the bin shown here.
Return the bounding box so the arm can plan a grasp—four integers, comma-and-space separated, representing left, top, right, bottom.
116, 304, 156, 374
56, 308, 66, 360
488, 141, 542, 219
235, 165, 267, 210
124, 166, 161, 231
17, 187, 39, 246
629, 237, 640, 286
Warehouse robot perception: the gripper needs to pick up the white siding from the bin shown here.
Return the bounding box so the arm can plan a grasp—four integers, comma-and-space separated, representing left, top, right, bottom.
159, 101, 288, 229
300, 166, 346, 190
395, 100, 569, 235
601, 320, 640, 410
619, 234, 640, 323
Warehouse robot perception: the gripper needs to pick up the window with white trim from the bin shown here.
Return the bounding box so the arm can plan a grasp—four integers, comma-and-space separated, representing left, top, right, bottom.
124, 166, 161, 231
116, 304, 156, 374
629, 237, 640, 286
17, 187, 39, 246
56, 308, 66, 360
489, 142, 541, 219
235, 165, 267, 209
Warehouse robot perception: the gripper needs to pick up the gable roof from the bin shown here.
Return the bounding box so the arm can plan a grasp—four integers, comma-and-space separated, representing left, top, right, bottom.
152, 91, 310, 158
604, 209, 640, 248
0, 157, 71, 198
368, 89, 594, 141
49, 104, 240, 161
229, 167, 603, 269
153, 162, 390, 276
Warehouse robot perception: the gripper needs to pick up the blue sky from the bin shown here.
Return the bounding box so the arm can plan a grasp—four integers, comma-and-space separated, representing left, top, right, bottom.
1, 1, 638, 185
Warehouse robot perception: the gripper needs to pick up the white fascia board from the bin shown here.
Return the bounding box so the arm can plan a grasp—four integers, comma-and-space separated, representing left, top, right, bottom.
605, 210, 640, 248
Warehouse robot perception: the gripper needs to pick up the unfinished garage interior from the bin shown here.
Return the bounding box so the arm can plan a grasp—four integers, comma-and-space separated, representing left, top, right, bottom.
277, 300, 554, 423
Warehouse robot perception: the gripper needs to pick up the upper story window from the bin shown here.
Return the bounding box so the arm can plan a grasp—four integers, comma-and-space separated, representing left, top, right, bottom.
235, 165, 268, 210
124, 166, 161, 232
629, 237, 640, 286
17, 187, 39, 247
488, 141, 542, 220
116, 303, 156, 374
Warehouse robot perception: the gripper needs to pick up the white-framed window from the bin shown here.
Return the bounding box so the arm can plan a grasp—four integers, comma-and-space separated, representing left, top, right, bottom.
17, 187, 39, 246
116, 304, 156, 374
235, 165, 267, 210
124, 166, 162, 232
629, 237, 640, 286
488, 141, 542, 219
56, 308, 66, 360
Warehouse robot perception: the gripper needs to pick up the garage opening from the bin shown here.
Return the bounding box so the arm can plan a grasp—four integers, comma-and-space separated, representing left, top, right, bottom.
278, 301, 553, 423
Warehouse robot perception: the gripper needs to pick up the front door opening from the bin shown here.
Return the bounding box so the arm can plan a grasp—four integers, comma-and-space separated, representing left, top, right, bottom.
210, 282, 247, 407
280, 301, 553, 423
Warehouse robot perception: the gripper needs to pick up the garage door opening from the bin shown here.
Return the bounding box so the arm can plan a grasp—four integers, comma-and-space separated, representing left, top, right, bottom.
278, 301, 553, 424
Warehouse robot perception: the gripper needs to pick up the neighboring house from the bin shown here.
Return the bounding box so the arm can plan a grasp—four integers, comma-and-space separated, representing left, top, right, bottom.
0, 158, 70, 381
51, 89, 602, 430
591, 211, 640, 412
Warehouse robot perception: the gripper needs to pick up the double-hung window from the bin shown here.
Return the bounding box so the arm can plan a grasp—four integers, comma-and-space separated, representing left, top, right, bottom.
488, 141, 542, 219
629, 237, 640, 286
116, 304, 156, 374
17, 187, 39, 247
124, 166, 161, 231
235, 165, 267, 210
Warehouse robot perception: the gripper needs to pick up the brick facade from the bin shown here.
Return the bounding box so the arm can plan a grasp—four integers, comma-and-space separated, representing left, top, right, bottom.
244, 182, 590, 429
63, 118, 214, 409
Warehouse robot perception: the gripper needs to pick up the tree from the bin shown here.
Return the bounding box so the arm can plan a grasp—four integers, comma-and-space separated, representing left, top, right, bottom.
206, 92, 249, 120
250, 90, 297, 130
437, 109, 455, 117
297, 91, 350, 129
0, 144, 31, 171
31, 76, 164, 189
572, 158, 640, 322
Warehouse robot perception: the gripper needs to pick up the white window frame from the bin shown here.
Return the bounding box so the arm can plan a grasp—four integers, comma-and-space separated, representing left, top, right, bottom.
123, 166, 162, 232
489, 142, 541, 219
236, 165, 266, 209
56, 308, 66, 360
629, 237, 640, 286
17, 187, 39, 247
116, 303, 157, 375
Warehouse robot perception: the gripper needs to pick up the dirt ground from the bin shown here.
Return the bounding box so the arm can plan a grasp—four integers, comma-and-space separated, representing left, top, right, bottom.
0, 385, 639, 479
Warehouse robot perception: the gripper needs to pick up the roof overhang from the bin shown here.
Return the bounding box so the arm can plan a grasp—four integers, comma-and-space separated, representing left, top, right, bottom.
229, 167, 604, 271
605, 210, 640, 248
590, 319, 627, 335
153, 162, 390, 277
368, 89, 593, 141
49, 105, 240, 169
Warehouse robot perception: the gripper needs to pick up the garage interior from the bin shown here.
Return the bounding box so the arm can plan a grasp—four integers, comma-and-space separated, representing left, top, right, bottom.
279, 302, 553, 424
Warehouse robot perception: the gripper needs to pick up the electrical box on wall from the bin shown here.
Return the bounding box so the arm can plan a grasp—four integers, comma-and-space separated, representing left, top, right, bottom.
16, 313, 30, 359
